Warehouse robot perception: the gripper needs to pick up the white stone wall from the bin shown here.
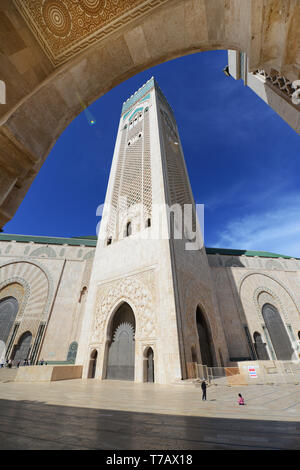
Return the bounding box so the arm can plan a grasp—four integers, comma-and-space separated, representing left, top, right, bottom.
77, 80, 231, 384
208, 254, 300, 362
77, 83, 184, 384
0, 239, 94, 362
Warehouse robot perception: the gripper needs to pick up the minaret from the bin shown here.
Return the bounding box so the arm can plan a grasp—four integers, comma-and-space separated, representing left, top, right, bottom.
77, 78, 229, 383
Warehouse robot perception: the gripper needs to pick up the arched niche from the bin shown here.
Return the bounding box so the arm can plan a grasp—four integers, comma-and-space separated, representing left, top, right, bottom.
262, 303, 294, 361
88, 349, 98, 378
196, 306, 214, 367
191, 346, 197, 363
143, 346, 154, 383
11, 331, 32, 363
105, 302, 136, 381
253, 331, 269, 360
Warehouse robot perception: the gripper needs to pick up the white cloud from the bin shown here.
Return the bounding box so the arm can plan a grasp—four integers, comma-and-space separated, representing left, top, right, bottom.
213, 193, 300, 258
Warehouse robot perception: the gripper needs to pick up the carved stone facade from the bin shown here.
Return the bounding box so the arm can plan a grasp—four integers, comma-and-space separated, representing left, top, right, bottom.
208, 252, 300, 362
91, 270, 157, 344
0, 234, 95, 364
1, 75, 300, 381
76, 78, 231, 384
14, 0, 169, 66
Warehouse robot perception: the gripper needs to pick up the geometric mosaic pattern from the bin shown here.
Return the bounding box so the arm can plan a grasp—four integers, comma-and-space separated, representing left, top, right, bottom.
13, 0, 169, 66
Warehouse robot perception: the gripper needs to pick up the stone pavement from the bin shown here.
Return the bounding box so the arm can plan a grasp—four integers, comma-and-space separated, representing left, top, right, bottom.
0, 379, 299, 449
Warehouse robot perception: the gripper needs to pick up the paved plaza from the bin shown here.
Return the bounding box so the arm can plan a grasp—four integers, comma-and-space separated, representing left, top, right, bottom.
0, 378, 299, 449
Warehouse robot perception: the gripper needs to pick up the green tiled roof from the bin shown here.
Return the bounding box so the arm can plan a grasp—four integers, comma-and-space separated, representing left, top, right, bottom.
0, 234, 296, 259
0, 233, 97, 247
205, 247, 294, 259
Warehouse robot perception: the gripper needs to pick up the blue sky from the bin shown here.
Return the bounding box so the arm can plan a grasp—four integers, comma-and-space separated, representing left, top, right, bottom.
4, 50, 300, 258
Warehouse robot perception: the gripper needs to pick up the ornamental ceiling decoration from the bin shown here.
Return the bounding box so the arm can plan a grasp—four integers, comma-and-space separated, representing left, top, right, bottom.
13, 0, 168, 66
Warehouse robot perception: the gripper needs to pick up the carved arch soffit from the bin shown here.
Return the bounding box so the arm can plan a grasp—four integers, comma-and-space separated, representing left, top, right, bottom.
238, 272, 300, 321
0, 277, 30, 318
253, 286, 289, 322
0, 259, 55, 318
92, 276, 156, 343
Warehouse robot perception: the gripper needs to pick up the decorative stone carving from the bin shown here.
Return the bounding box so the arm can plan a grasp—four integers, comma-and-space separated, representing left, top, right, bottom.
30, 246, 57, 258
253, 69, 300, 108
113, 322, 135, 342
292, 80, 300, 105
24, 246, 30, 255
83, 250, 95, 260
91, 272, 156, 343
265, 259, 282, 271
14, 0, 170, 65
254, 287, 288, 321
43, 0, 72, 37
0, 278, 29, 319
239, 272, 300, 315
0, 259, 54, 320
224, 257, 245, 268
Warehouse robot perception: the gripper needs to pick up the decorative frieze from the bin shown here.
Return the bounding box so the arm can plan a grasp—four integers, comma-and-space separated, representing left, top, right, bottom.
91, 271, 156, 343
253, 69, 300, 106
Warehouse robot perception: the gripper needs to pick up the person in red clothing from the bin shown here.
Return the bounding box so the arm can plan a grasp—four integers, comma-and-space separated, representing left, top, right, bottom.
238, 393, 245, 405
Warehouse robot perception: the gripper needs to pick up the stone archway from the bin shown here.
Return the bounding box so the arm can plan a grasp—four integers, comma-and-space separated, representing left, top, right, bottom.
11, 331, 32, 363
0, 1, 299, 228
262, 303, 294, 360
253, 331, 269, 360
196, 306, 214, 367
143, 346, 155, 383
105, 302, 136, 380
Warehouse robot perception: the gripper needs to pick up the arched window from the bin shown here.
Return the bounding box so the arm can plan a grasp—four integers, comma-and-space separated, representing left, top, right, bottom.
125, 221, 132, 237
107, 237, 112, 246
146, 347, 154, 382
146, 218, 151, 228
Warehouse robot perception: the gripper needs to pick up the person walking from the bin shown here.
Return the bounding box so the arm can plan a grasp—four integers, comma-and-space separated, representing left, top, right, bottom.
201, 379, 207, 401
238, 393, 245, 405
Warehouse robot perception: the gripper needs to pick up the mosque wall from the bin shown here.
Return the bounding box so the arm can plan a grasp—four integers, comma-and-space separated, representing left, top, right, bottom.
0, 235, 299, 372
0, 236, 94, 364
208, 254, 300, 363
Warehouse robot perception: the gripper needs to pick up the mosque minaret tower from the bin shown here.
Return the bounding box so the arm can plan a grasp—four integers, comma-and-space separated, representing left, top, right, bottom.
77, 78, 229, 383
